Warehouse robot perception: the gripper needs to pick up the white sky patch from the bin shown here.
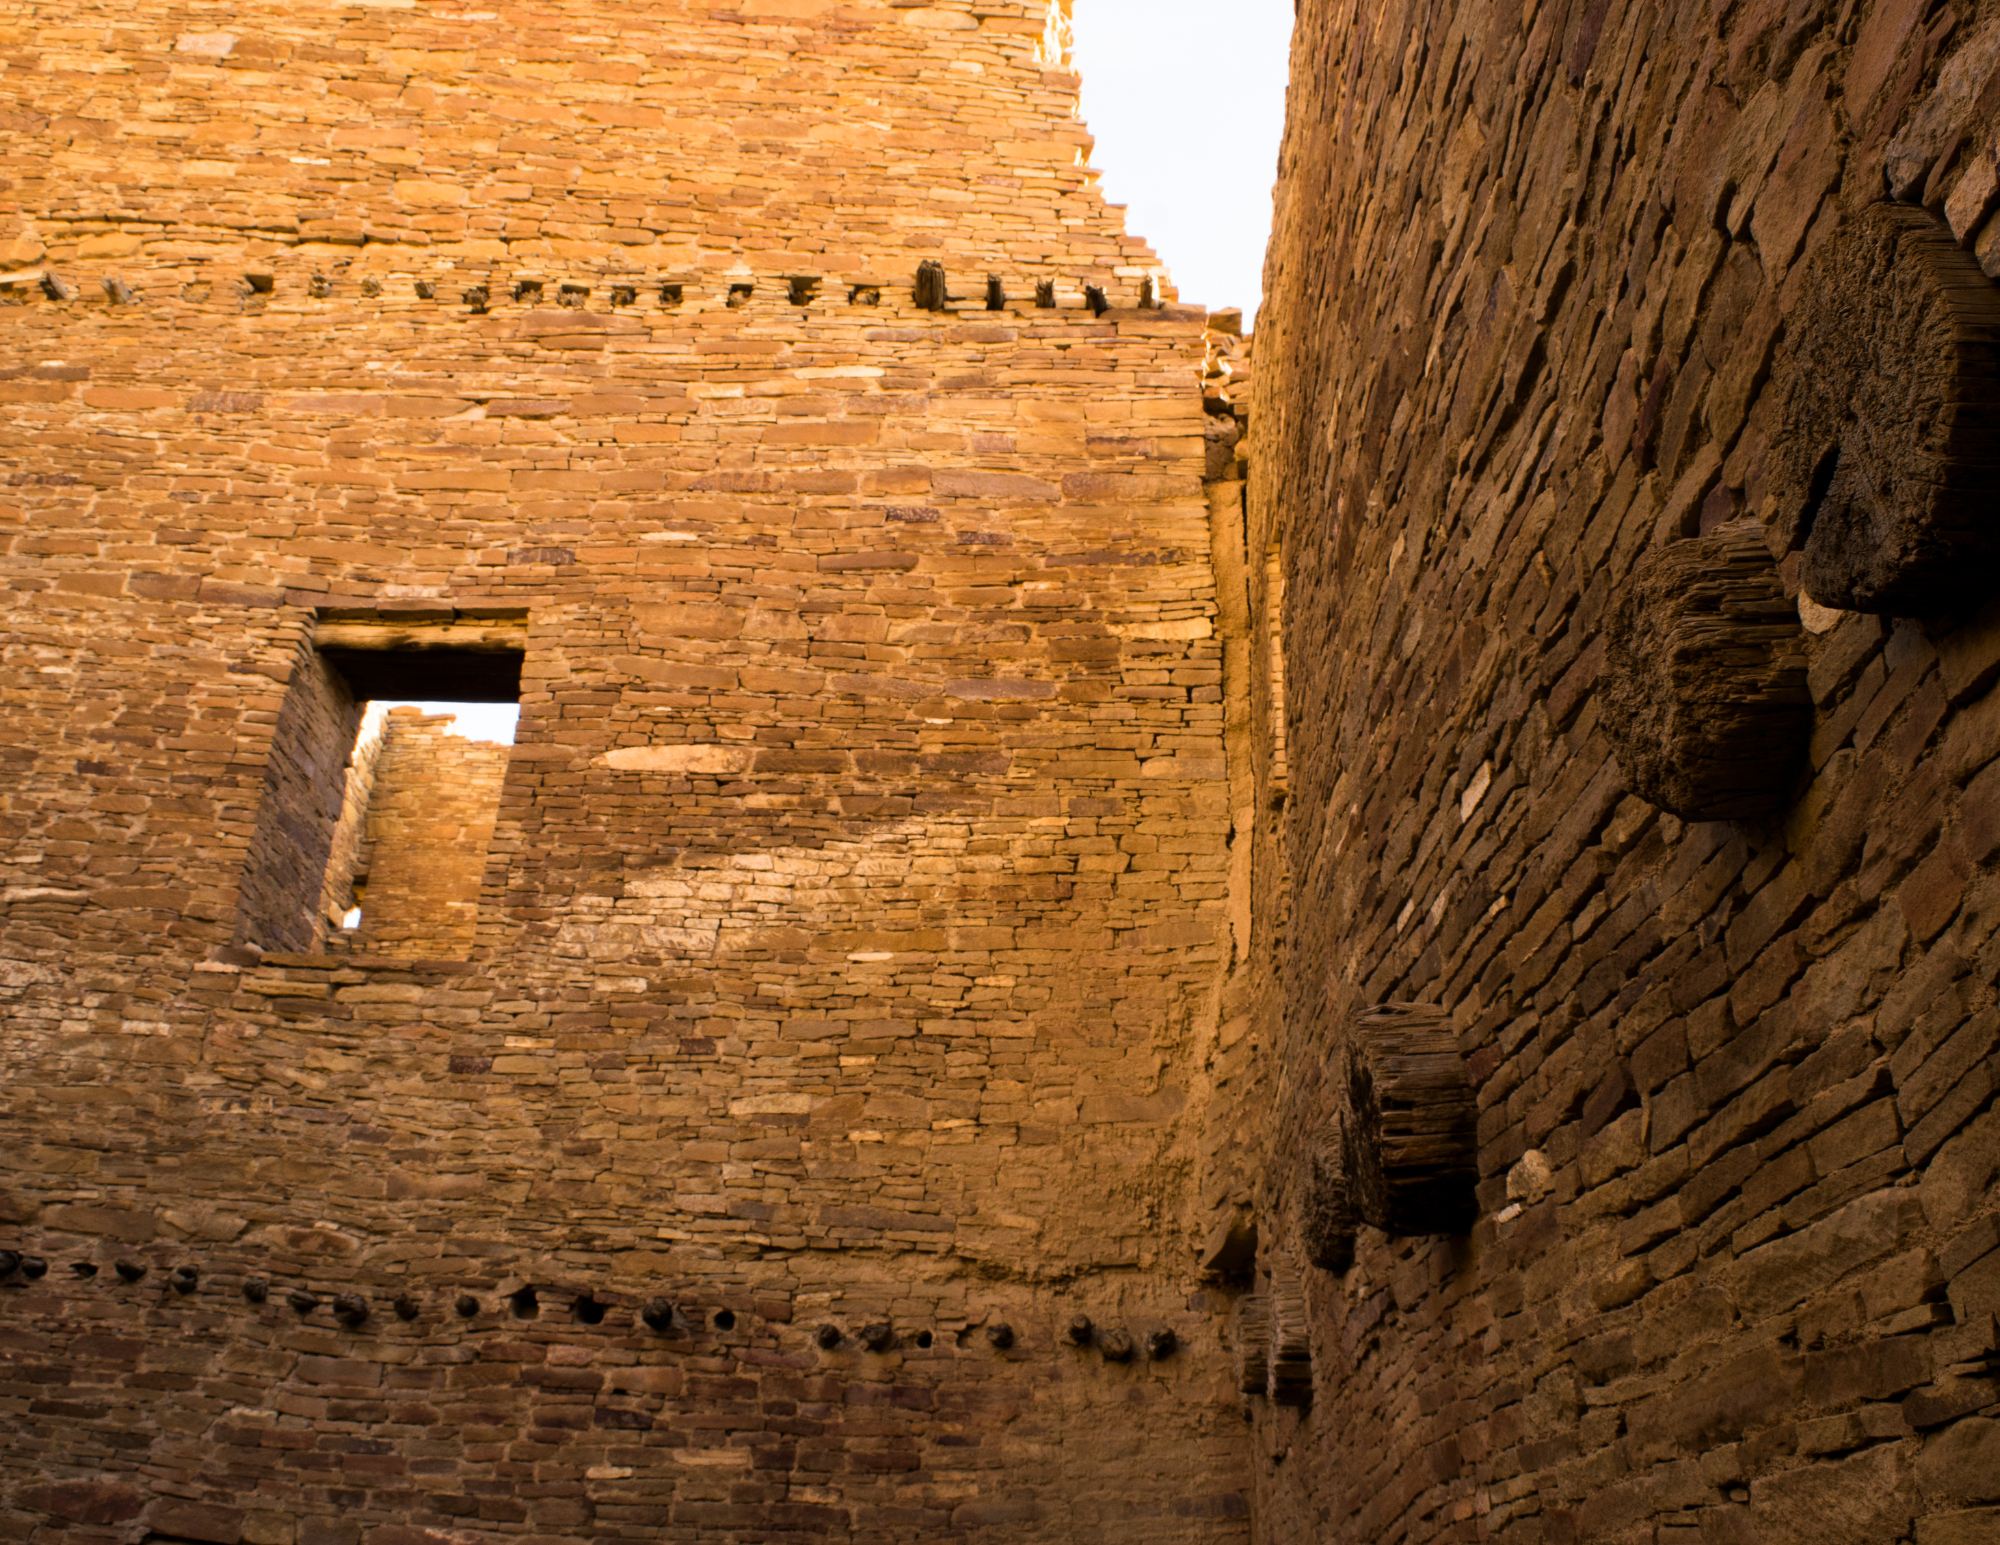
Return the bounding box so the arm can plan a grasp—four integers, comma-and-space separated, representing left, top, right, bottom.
376, 701, 520, 744
1071, 0, 1294, 323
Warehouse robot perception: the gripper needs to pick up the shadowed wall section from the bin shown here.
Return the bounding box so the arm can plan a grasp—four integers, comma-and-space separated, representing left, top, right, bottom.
234, 646, 363, 956
1246, 0, 2000, 1539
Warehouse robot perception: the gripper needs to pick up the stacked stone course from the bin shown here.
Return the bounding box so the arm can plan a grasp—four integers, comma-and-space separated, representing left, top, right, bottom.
1246, 0, 2000, 1539
22, 0, 2000, 1533
0, 2, 1258, 1540
340, 706, 511, 959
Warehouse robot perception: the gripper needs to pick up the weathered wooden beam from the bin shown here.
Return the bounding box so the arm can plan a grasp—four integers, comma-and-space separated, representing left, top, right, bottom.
1231, 1292, 1270, 1396
1771, 203, 2000, 615
1267, 1255, 1313, 1407
1298, 1110, 1357, 1273
1343, 1003, 1479, 1237
312, 622, 528, 653
1600, 522, 1809, 821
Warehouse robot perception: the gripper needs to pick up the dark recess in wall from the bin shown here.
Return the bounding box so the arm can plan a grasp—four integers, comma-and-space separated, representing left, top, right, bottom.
321, 647, 524, 704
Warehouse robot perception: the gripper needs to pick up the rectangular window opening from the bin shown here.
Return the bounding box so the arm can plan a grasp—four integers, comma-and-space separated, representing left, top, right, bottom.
233, 613, 525, 962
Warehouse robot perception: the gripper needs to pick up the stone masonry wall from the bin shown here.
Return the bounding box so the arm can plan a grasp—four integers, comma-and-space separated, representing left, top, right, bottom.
235, 644, 364, 956
348, 708, 511, 961
1249, 0, 2000, 1541
0, 3, 1255, 1541
318, 701, 390, 943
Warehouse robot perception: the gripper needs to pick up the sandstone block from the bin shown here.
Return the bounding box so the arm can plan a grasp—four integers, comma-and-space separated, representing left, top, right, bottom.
1727, 1188, 1926, 1317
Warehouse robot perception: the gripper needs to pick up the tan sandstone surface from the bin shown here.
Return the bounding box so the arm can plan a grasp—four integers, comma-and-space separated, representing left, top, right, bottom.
0, 2, 1256, 1540
9, 0, 2000, 1539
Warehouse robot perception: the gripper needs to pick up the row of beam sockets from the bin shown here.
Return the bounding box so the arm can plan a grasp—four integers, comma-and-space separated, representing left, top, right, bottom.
12, 259, 1167, 317
0, 1248, 1181, 1360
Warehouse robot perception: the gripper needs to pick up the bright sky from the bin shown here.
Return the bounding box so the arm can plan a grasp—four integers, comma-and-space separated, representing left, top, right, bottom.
1070, 0, 1295, 323
380, 701, 520, 744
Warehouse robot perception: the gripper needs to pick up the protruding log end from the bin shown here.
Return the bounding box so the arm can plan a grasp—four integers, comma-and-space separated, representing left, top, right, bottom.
1267, 1258, 1312, 1407
1231, 1294, 1271, 1396
1345, 1003, 1479, 1238
1099, 1328, 1135, 1363
1298, 1112, 1358, 1273
1771, 203, 2000, 616
914, 260, 948, 312
1600, 522, 1809, 822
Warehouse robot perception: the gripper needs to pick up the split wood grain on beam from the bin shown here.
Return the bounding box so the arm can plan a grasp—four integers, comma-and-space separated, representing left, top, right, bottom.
1599, 522, 1809, 822
1342, 1003, 1479, 1238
